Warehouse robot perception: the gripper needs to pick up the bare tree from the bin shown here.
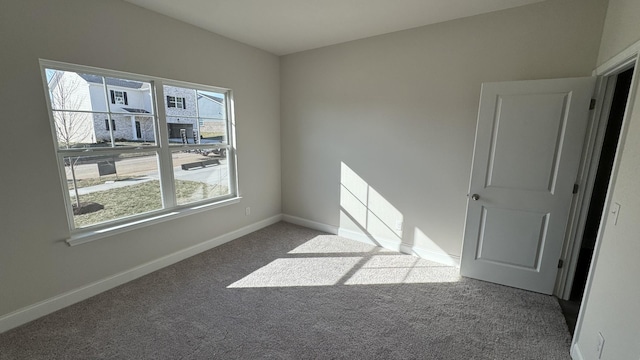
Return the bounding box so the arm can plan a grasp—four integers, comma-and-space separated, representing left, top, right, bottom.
48, 71, 94, 208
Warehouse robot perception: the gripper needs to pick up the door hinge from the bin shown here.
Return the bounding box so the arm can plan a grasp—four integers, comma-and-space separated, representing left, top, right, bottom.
589, 98, 596, 110
573, 183, 579, 194
558, 259, 564, 269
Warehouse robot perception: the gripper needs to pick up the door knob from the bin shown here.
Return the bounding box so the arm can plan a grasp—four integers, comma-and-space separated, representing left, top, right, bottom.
471, 194, 480, 201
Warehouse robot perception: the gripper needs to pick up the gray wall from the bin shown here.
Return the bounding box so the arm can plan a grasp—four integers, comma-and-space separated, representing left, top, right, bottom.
574, 0, 640, 358
597, 0, 640, 65
280, 0, 607, 259
0, 0, 280, 317
6, 2, 638, 356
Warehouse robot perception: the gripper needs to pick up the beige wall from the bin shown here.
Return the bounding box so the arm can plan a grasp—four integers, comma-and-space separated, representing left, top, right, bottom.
281, 0, 607, 259
597, 0, 640, 64
7, 2, 638, 356
574, 1, 640, 359
0, 0, 280, 317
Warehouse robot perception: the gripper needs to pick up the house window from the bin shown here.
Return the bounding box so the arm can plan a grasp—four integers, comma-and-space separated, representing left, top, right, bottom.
110, 90, 128, 105
42, 60, 237, 237
167, 95, 186, 109
104, 119, 116, 131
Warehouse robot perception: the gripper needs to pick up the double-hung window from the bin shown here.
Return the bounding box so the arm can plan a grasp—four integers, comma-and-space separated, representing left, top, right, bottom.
111, 90, 127, 105
41, 60, 238, 240
104, 119, 116, 131
166, 95, 186, 109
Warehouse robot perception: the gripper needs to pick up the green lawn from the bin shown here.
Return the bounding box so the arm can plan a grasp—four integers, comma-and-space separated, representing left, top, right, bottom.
72, 180, 229, 228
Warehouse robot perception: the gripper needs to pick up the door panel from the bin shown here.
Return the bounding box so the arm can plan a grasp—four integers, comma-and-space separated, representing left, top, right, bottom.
487, 93, 568, 192
477, 207, 547, 269
460, 77, 596, 294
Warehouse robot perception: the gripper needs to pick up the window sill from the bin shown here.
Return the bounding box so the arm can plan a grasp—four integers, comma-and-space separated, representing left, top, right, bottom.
66, 197, 242, 246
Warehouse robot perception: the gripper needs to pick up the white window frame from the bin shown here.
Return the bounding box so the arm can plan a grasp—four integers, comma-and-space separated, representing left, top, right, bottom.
167, 95, 176, 108
40, 59, 240, 245
167, 95, 185, 109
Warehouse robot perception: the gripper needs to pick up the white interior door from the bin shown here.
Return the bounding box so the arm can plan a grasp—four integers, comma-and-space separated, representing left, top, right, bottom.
460, 77, 596, 294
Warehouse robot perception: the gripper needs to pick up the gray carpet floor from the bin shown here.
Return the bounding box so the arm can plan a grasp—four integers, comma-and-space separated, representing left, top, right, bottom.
0, 222, 572, 359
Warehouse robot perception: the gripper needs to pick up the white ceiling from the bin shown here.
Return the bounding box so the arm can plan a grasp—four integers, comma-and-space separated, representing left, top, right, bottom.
124, 0, 546, 55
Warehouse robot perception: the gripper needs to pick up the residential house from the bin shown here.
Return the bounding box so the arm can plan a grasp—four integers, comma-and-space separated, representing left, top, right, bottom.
48, 71, 226, 145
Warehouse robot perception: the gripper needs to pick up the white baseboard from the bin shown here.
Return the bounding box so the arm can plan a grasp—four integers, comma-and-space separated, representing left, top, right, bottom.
282, 214, 339, 234
0, 214, 283, 334
338, 227, 403, 251
338, 227, 460, 267
408, 246, 461, 267
571, 343, 584, 360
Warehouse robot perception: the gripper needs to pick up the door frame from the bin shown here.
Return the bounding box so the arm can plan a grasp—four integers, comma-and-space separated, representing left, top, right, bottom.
570, 43, 640, 357
555, 44, 640, 301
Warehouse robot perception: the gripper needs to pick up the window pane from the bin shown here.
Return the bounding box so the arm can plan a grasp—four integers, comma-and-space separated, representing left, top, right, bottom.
105, 77, 154, 115
53, 112, 158, 148
167, 116, 199, 144
112, 115, 157, 147
163, 85, 196, 117
65, 153, 162, 228
172, 149, 231, 205
197, 90, 226, 119
53, 111, 102, 149
46, 69, 106, 111
199, 117, 227, 143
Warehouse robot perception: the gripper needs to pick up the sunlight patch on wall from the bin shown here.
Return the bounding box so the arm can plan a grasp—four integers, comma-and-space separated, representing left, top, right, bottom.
227, 257, 362, 288
413, 227, 459, 266
340, 162, 403, 243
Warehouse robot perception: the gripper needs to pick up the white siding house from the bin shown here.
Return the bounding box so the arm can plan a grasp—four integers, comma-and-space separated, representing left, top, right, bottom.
79, 74, 155, 143
197, 93, 226, 141
48, 71, 229, 146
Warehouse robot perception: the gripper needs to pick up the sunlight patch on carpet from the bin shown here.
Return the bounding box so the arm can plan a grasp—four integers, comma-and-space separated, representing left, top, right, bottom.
344, 255, 461, 285
227, 257, 362, 288
228, 253, 460, 288
288, 235, 394, 254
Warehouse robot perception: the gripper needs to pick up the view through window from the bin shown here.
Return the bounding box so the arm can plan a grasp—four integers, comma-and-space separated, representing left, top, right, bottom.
42, 61, 236, 232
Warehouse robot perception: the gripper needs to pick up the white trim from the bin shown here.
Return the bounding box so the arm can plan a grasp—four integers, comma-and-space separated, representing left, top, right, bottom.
280, 214, 461, 266
0, 214, 282, 334
67, 197, 242, 246
40, 59, 232, 94
406, 246, 461, 267
338, 227, 461, 267
572, 50, 640, 352
39, 59, 238, 236
282, 214, 339, 234
571, 343, 585, 360
556, 76, 614, 299
595, 38, 640, 76
338, 227, 397, 248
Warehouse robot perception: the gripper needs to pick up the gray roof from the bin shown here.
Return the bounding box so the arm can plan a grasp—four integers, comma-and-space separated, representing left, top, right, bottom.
122, 107, 151, 114
78, 73, 145, 89
197, 92, 224, 104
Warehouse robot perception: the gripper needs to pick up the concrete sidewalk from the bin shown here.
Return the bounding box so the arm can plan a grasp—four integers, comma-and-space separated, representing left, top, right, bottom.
69, 177, 155, 196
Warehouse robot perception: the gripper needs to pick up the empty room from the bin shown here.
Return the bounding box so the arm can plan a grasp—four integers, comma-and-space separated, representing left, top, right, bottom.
1, 0, 639, 359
